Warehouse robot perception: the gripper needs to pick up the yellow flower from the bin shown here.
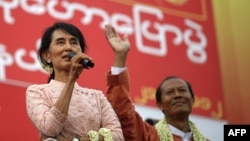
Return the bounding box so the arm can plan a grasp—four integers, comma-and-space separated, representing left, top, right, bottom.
87, 128, 113, 141
155, 119, 207, 141
99, 128, 113, 141
87, 130, 99, 141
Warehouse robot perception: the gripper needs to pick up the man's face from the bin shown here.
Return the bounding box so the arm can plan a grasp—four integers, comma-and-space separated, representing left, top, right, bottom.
157, 78, 194, 117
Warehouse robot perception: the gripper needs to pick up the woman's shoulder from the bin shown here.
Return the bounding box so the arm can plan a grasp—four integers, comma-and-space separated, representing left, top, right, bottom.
77, 86, 104, 95
26, 83, 51, 90
27, 80, 65, 90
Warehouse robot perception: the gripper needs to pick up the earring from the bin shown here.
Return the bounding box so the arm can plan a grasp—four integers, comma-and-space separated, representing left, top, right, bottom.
44, 65, 53, 74
42, 59, 53, 74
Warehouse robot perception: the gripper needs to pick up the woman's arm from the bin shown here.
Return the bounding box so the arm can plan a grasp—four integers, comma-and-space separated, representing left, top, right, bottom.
26, 85, 67, 136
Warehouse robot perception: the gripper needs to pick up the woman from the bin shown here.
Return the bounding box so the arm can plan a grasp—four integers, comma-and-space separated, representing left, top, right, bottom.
26, 22, 125, 141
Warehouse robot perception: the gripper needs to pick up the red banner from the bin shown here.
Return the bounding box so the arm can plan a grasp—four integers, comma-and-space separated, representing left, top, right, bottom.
0, 0, 224, 122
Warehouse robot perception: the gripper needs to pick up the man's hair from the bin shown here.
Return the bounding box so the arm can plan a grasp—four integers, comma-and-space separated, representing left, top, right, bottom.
155, 76, 195, 104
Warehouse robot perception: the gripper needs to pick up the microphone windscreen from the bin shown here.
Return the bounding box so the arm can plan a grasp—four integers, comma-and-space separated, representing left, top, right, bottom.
68, 52, 94, 68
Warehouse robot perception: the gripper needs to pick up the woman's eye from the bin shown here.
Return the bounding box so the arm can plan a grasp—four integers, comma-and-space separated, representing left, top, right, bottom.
72, 41, 78, 45
70, 41, 79, 46
57, 41, 64, 45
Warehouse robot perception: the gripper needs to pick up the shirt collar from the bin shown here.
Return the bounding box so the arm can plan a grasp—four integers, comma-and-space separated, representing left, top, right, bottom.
168, 124, 192, 141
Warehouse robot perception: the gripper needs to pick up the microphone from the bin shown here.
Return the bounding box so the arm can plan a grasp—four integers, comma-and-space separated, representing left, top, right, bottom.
68, 52, 94, 68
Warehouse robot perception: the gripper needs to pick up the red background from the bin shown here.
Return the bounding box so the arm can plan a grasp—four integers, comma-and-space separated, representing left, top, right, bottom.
0, 0, 224, 140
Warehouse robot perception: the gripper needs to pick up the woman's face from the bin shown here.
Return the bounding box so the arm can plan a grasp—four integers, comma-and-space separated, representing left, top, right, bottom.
43, 29, 82, 72
157, 78, 194, 117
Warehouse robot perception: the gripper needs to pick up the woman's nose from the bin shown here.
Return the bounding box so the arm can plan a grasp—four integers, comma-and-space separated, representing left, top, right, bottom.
64, 42, 73, 51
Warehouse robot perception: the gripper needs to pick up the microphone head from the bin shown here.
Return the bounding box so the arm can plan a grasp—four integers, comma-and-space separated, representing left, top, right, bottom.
68, 52, 76, 59
68, 52, 94, 68
83, 59, 94, 68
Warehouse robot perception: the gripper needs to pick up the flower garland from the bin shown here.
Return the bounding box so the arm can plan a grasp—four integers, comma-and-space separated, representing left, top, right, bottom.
87, 128, 113, 141
155, 118, 207, 141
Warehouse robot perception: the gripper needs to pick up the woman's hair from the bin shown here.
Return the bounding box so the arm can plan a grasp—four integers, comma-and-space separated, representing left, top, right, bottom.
37, 22, 87, 82
155, 76, 195, 104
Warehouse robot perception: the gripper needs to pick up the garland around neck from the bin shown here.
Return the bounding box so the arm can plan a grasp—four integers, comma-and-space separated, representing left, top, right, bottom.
155, 119, 207, 141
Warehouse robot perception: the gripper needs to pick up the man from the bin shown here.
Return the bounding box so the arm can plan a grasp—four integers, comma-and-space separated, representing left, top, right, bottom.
104, 24, 208, 141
